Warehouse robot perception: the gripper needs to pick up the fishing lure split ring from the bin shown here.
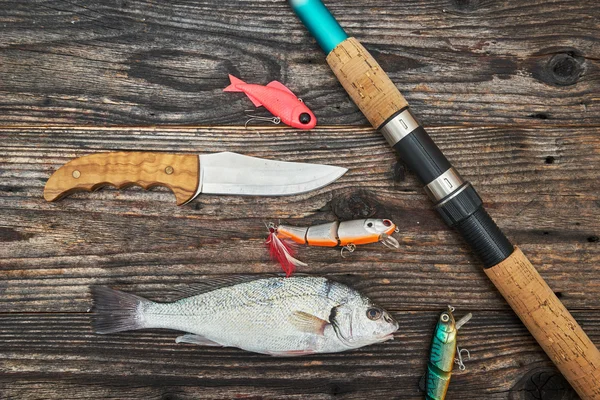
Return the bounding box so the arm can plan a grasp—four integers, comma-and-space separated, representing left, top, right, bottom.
266, 219, 400, 276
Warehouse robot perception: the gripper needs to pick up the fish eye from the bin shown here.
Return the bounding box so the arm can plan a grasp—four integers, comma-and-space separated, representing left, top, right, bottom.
299, 113, 311, 124
441, 313, 450, 322
366, 308, 382, 320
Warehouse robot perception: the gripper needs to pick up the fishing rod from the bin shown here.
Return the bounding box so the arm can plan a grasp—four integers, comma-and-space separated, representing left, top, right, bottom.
288, 0, 600, 397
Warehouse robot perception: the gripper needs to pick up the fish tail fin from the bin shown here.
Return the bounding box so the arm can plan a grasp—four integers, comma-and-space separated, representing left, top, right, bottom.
90, 286, 152, 334
266, 229, 307, 277
223, 74, 246, 92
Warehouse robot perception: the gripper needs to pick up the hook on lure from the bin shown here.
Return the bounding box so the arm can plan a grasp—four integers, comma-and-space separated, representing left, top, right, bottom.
244, 110, 281, 128
454, 347, 471, 371
265, 219, 399, 276
340, 243, 356, 258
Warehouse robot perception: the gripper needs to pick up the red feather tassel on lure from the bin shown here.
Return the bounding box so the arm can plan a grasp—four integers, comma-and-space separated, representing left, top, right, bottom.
266, 227, 307, 277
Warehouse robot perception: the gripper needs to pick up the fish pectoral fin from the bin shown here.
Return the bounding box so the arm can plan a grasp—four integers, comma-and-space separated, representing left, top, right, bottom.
266, 81, 296, 97
245, 93, 263, 108
289, 311, 329, 336
175, 333, 224, 347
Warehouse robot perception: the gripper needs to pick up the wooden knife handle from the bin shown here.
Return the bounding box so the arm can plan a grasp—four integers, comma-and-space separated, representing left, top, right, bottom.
486, 247, 600, 398
44, 152, 200, 205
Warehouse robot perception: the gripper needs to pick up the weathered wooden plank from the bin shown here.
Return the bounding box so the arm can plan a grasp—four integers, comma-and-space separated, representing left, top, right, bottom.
0, 310, 589, 399
0, 125, 599, 315
0, 0, 598, 126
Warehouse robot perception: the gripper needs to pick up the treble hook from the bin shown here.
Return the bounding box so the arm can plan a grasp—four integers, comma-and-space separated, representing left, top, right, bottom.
244, 110, 281, 128
454, 346, 471, 371
341, 244, 356, 258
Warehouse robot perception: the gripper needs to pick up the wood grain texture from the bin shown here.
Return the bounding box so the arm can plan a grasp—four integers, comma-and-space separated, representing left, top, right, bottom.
487, 247, 600, 399
0, 125, 599, 399
43, 152, 199, 205
2, 0, 600, 398
327, 38, 409, 129
0, 310, 593, 399
0, 0, 599, 127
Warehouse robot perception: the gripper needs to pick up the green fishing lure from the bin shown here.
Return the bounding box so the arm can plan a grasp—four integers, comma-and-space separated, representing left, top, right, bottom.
420, 306, 472, 400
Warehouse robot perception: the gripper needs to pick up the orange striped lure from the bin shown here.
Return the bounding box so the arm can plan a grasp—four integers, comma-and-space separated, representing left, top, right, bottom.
266, 219, 400, 276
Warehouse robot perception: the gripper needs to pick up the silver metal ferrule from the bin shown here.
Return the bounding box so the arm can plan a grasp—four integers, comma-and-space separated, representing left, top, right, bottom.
424, 167, 465, 202
379, 109, 420, 147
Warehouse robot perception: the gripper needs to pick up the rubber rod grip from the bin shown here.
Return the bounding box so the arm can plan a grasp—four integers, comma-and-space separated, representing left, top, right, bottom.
486, 247, 600, 399
450, 204, 514, 267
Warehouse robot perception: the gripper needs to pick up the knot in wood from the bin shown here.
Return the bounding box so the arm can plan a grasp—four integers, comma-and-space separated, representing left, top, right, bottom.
545, 53, 585, 86
549, 53, 584, 85
331, 189, 380, 220
509, 367, 579, 400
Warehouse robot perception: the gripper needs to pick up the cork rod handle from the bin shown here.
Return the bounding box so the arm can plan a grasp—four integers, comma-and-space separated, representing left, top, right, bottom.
326, 37, 408, 128
486, 248, 600, 398
44, 152, 200, 205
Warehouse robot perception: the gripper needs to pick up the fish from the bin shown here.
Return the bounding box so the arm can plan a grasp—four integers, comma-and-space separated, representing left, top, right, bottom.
266, 219, 400, 276
91, 276, 399, 357
224, 74, 317, 129
420, 307, 472, 400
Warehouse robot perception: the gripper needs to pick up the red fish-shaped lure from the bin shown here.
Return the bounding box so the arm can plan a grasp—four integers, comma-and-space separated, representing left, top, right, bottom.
224, 75, 317, 129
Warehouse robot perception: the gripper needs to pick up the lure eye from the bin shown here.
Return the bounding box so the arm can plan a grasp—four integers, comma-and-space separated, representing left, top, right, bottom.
441, 313, 450, 322
383, 219, 392, 227
367, 222, 373, 227
366, 308, 382, 320
299, 113, 311, 124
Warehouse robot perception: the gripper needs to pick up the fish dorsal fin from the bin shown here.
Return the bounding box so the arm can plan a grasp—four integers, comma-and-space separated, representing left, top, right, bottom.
172, 274, 284, 299
266, 81, 296, 97
289, 311, 329, 336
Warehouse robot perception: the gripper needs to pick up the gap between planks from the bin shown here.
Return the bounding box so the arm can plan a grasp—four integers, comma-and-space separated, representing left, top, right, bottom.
1, 123, 599, 131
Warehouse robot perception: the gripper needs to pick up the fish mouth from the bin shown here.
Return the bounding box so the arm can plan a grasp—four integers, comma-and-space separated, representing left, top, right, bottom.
381, 333, 395, 342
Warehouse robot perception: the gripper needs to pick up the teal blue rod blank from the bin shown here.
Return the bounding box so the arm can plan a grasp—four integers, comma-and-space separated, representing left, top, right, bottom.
289, 0, 348, 55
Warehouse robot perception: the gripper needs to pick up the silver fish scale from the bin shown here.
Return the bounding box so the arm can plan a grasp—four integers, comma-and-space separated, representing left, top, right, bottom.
138, 277, 367, 355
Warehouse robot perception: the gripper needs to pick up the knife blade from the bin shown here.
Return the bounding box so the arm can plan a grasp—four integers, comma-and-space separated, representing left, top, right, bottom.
43, 151, 347, 205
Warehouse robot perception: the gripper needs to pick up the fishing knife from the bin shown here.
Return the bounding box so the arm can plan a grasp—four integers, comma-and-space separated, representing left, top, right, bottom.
44, 151, 347, 205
